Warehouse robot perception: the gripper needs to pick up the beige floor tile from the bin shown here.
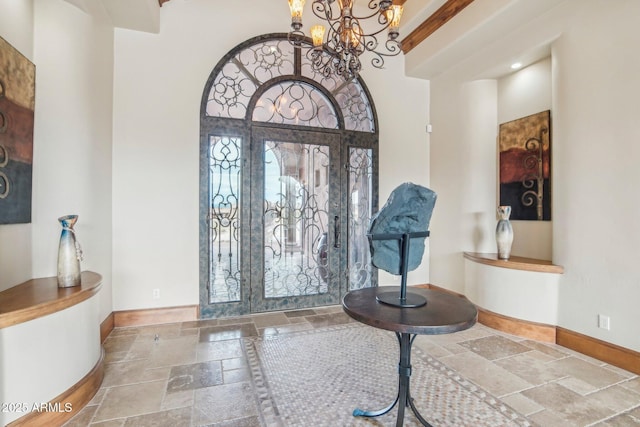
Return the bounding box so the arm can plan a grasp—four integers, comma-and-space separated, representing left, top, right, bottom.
167, 360, 223, 392
529, 408, 579, 427
90, 420, 126, 427
124, 339, 155, 361
200, 323, 259, 342
103, 359, 152, 387
218, 316, 254, 326
440, 351, 532, 397
136, 323, 183, 339
548, 356, 627, 389
222, 357, 247, 371
63, 404, 98, 426
588, 384, 640, 413
103, 335, 137, 354
495, 351, 568, 385
559, 376, 602, 395
147, 335, 199, 368
621, 377, 640, 394
105, 351, 128, 364
223, 367, 251, 384
122, 406, 191, 426
523, 382, 615, 425
596, 413, 640, 427
458, 335, 532, 360
251, 312, 291, 328
192, 382, 258, 425
260, 322, 315, 336
197, 338, 244, 362
161, 389, 194, 411
413, 336, 455, 358
520, 339, 569, 359
92, 380, 167, 422
108, 327, 140, 337
500, 392, 544, 416
305, 312, 353, 328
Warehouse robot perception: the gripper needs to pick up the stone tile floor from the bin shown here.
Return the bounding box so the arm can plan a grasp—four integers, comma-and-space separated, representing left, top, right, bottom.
64, 305, 640, 426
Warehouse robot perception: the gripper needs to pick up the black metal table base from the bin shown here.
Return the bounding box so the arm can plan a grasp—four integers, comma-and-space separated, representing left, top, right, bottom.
352, 332, 433, 427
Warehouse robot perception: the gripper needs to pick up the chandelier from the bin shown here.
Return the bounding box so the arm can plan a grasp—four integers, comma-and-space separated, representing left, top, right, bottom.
287, 0, 404, 80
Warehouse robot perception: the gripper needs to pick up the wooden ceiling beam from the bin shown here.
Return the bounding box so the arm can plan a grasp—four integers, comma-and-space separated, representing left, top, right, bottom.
400, 0, 475, 54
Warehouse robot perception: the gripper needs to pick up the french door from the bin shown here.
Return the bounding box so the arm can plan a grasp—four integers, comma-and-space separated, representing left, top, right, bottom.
250, 126, 342, 312
198, 34, 380, 318
200, 125, 376, 317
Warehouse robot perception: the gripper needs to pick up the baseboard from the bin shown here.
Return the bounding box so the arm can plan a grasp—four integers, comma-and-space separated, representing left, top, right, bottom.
557, 327, 640, 375
7, 350, 105, 427
100, 312, 114, 343
477, 308, 556, 343
113, 305, 199, 327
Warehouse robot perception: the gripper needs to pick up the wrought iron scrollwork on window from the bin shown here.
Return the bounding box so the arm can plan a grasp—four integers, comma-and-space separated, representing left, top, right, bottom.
208, 136, 242, 303
348, 147, 374, 290
253, 81, 338, 128
205, 34, 375, 133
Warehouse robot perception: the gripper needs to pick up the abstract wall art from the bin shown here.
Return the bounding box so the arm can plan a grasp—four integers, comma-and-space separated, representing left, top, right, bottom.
0, 36, 35, 224
499, 110, 551, 221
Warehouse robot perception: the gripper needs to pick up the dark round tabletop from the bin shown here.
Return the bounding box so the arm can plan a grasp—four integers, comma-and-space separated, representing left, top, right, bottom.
342, 286, 478, 335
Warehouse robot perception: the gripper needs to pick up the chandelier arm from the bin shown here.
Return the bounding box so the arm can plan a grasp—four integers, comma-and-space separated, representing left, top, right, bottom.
369, 39, 402, 58
356, 21, 395, 39
312, 1, 339, 22
368, 51, 387, 70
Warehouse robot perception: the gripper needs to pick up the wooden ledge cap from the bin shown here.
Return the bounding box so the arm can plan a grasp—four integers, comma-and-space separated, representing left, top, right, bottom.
0, 271, 103, 329
464, 252, 563, 274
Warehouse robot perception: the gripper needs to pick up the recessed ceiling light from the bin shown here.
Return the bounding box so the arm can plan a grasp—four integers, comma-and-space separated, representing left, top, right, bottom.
511, 62, 523, 69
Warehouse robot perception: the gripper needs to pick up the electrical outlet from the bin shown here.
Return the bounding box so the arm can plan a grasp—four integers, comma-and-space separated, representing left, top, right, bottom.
598, 314, 610, 330
153, 288, 160, 299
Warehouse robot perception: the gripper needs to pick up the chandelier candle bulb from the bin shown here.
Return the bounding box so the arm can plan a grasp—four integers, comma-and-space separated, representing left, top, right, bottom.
288, 0, 306, 31
310, 25, 325, 48
386, 5, 404, 39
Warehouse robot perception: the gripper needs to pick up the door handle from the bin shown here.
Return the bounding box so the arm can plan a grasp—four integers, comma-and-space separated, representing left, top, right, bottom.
334, 215, 340, 248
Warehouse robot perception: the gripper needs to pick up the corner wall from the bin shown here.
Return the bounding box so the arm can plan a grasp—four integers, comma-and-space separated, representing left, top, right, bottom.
0, 0, 34, 291
430, 0, 640, 352
0, 0, 114, 322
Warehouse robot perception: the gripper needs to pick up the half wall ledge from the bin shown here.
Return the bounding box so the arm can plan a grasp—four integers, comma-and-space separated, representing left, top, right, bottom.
463, 252, 564, 274
0, 272, 103, 426
463, 252, 563, 341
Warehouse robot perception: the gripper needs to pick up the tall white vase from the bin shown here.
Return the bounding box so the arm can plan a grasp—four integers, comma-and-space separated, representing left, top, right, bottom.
57, 214, 83, 287
495, 206, 514, 260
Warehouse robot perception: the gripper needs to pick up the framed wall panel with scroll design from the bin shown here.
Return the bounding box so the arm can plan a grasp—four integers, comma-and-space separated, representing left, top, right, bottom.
0, 36, 35, 224
499, 110, 551, 221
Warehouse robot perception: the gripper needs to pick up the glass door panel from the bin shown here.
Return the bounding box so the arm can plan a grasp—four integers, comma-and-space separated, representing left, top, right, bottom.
263, 140, 330, 298
251, 127, 342, 312
347, 147, 375, 290
208, 135, 242, 304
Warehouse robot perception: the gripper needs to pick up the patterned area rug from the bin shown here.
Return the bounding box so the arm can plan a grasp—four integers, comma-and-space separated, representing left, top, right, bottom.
244, 323, 534, 427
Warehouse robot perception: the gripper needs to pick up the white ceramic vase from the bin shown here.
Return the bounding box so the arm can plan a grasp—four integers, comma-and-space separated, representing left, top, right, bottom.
495, 206, 513, 260
57, 214, 83, 287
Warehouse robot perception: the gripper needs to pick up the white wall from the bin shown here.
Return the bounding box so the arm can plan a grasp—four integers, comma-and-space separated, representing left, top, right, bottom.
498, 57, 552, 260
0, 0, 34, 290
552, 1, 640, 350
430, 0, 640, 352
0, 0, 114, 321
430, 78, 498, 293
111, 0, 430, 310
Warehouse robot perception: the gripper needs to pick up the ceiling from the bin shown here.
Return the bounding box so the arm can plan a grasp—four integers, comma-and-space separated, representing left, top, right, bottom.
65, 0, 570, 81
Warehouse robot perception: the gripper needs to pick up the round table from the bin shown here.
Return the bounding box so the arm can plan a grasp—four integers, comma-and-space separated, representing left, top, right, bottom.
342, 286, 478, 427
